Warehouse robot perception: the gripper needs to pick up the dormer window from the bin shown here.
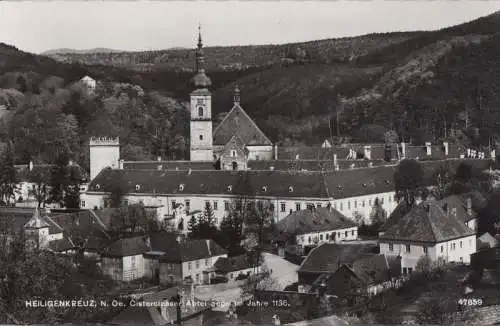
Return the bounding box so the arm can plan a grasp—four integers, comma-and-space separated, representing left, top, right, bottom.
95, 184, 100, 190
135, 184, 141, 191
227, 185, 233, 192
262, 186, 268, 192
288, 186, 294, 193
362, 183, 367, 187
385, 180, 390, 184
179, 184, 185, 192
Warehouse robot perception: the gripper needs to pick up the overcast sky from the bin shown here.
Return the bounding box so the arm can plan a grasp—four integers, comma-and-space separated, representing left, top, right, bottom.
1, 1, 499, 54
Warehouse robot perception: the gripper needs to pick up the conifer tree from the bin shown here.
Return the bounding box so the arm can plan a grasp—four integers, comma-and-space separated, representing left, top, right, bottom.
187, 215, 199, 238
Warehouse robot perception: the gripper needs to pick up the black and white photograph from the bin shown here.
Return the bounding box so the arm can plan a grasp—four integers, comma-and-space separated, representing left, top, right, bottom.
1, 1, 500, 325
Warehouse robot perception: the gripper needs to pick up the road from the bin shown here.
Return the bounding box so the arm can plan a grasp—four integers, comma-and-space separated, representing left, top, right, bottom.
262, 252, 299, 290
193, 252, 299, 311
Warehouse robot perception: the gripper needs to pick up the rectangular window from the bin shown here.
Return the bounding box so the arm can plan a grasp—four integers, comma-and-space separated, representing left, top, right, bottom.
340, 203, 343, 211
351, 230, 355, 236
213, 201, 218, 210
172, 200, 176, 210
423, 247, 428, 254
326, 234, 329, 240
362, 200, 365, 208
334, 203, 337, 210
369, 199, 372, 206
460, 241, 463, 248
270, 203, 275, 212
131, 256, 136, 268
196, 274, 199, 282
247, 202, 253, 211
280, 203, 286, 212
354, 200, 357, 208
381, 197, 384, 204
406, 244, 411, 253
295, 203, 301, 211
460, 257, 463, 262
389, 243, 394, 252
320, 234, 323, 241
224, 201, 229, 211
348, 201, 351, 210
403, 267, 407, 276
441, 245, 444, 253
185, 200, 190, 213
81, 201, 86, 207
345, 231, 348, 237
388, 196, 392, 203
338, 232, 341, 238
257, 201, 263, 210
205, 259, 209, 266
196, 260, 200, 269
235, 201, 242, 210
205, 200, 209, 209
188, 262, 192, 270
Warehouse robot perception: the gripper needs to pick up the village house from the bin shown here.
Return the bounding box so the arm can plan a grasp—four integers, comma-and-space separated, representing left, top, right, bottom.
110, 285, 210, 326
312, 254, 402, 301
436, 192, 487, 232
296, 243, 379, 291
276, 206, 358, 247
379, 201, 477, 275
0, 207, 77, 254
99, 232, 227, 284
212, 254, 262, 282
80, 75, 97, 94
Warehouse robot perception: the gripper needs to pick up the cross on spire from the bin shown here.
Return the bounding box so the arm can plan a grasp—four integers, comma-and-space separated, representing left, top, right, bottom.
197, 23, 203, 50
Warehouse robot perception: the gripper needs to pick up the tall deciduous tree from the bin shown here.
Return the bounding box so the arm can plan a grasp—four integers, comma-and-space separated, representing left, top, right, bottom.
394, 159, 425, 207
27, 168, 50, 208
48, 152, 81, 208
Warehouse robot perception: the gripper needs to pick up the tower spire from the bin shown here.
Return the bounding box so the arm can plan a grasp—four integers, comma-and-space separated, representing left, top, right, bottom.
192, 24, 211, 89
197, 23, 203, 50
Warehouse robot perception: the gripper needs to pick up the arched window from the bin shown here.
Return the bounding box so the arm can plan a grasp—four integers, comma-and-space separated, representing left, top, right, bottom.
198, 106, 204, 117
199, 135, 203, 140
232, 162, 238, 170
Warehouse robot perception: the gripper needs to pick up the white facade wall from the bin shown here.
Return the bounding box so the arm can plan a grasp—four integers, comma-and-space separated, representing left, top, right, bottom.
380, 234, 477, 273
296, 226, 358, 246
82, 191, 399, 226
246, 146, 274, 161
122, 254, 145, 281
466, 219, 477, 232
331, 191, 398, 223
82, 192, 334, 225
89, 144, 120, 181
182, 254, 227, 284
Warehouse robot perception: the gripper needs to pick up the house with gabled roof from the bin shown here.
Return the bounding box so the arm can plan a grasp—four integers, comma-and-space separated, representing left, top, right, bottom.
276, 207, 358, 247
296, 242, 378, 289
379, 200, 477, 275
313, 254, 401, 299
99, 232, 227, 284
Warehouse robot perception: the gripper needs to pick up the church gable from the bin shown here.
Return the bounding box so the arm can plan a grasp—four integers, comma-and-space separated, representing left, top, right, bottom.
219, 136, 248, 171
213, 105, 272, 146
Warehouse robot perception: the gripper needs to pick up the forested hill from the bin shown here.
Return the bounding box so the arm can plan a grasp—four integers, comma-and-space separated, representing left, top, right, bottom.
1, 10, 500, 168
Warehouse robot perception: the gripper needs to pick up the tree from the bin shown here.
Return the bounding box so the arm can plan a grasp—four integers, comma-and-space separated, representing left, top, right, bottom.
63, 165, 81, 209
247, 200, 274, 248
219, 206, 245, 256
394, 159, 425, 207
48, 152, 70, 207
197, 202, 218, 239
108, 175, 127, 208
109, 202, 153, 235
27, 168, 50, 208
187, 215, 199, 236
370, 198, 387, 225
239, 264, 278, 297
0, 144, 18, 205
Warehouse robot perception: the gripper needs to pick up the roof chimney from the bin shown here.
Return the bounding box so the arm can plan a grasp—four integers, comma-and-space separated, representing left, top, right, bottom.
467, 197, 472, 216
29, 160, 34, 172
206, 239, 212, 256
274, 144, 278, 160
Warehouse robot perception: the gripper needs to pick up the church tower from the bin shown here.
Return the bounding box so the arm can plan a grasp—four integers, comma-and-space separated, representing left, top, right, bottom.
189, 25, 214, 161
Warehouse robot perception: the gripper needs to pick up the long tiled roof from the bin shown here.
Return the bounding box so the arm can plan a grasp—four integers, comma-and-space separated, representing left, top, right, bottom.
88, 159, 493, 200
297, 243, 378, 273
159, 239, 226, 263
276, 207, 356, 235
213, 104, 272, 146
213, 255, 255, 273
380, 200, 476, 243
277, 143, 466, 161
437, 195, 476, 223
101, 235, 150, 257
